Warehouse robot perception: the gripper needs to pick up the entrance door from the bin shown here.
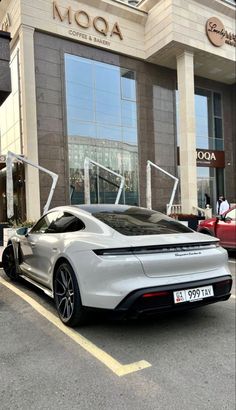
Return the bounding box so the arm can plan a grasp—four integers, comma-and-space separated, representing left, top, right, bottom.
197, 168, 216, 212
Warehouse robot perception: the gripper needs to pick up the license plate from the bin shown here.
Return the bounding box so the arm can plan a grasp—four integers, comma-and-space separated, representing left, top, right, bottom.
173, 285, 214, 304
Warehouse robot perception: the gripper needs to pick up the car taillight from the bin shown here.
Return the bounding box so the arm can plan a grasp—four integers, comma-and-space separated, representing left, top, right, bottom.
142, 291, 169, 298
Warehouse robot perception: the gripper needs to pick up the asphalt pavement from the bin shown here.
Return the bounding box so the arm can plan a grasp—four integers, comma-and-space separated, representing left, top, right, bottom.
0, 256, 235, 410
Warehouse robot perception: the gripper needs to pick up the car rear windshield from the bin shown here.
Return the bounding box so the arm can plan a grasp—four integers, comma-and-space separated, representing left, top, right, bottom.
92, 208, 193, 236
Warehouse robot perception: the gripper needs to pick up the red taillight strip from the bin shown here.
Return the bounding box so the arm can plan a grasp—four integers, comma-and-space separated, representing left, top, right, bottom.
142, 291, 169, 298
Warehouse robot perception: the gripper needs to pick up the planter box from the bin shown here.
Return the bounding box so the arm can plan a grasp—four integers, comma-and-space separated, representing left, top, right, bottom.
0, 223, 10, 246
177, 216, 205, 231
3, 227, 16, 248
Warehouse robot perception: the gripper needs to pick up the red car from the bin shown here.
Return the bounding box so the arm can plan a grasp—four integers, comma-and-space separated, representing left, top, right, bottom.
198, 206, 236, 249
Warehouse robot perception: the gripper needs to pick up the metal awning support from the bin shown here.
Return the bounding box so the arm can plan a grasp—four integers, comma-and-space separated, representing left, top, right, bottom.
84, 157, 125, 205
146, 160, 179, 215
6, 151, 58, 219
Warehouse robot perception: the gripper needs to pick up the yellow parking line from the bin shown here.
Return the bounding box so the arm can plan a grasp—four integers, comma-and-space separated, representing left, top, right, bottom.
0, 277, 151, 377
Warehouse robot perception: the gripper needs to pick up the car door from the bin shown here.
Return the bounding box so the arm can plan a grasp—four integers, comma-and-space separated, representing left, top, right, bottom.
20, 211, 61, 286
215, 207, 236, 248
20, 211, 86, 287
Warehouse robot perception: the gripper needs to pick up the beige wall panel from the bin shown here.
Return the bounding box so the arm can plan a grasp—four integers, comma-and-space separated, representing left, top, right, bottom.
19, 0, 146, 59
0, 0, 21, 39
145, 0, 235, 62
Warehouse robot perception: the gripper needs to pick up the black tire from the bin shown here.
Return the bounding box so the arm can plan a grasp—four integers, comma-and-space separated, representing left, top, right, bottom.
54, 262, 86, 327
2, 244, 19, 281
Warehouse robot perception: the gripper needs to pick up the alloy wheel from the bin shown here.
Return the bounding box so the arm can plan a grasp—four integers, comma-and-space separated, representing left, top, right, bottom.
54, 264, 75, 321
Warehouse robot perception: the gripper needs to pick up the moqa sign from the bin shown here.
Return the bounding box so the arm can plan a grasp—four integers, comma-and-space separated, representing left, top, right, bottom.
53, 1, 123, 40
177, 148, 225, 168
196, 149, 225, 168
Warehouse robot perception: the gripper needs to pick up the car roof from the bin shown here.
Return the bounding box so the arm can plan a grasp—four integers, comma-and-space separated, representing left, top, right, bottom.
72, 204, 135, 215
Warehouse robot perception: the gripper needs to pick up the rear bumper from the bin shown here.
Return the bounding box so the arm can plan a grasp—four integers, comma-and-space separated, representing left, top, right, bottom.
114, 275, 232, 318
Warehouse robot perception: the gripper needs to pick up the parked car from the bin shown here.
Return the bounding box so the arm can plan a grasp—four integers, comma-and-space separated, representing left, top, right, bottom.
2, 205, 232, 327
198, 206, 236, 250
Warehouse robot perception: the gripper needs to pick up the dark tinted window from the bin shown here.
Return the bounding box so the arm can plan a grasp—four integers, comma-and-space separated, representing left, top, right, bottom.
46, 212, 85, 233
30, 211, 60, 234
214, 117, 223, 139
31, 212, 85, 234
213, 92, 222, 117
93, 208, 192, 236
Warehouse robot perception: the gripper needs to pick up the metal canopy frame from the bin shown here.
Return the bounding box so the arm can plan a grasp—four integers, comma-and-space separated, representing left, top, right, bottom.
146, 160, 179, 215
6, 151, 58, 219
84, 157, 125, 205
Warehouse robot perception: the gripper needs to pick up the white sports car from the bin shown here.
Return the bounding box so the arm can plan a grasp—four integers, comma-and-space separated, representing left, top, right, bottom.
2, 205, 232, 326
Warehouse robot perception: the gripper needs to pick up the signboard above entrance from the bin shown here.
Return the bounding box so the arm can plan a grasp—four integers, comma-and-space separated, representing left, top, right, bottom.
53, 1, 123, 40
177, 148, 225, 168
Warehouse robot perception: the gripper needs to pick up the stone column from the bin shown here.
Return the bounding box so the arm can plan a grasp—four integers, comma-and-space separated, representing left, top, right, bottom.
19, 25, 41, 220
177, 51, 197, 214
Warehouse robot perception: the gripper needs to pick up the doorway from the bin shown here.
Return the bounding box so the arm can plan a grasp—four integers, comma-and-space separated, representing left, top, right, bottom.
197, 168, 216, 212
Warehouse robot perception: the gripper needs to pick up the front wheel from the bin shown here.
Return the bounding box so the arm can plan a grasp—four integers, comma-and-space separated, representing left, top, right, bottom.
2, 244, 19, 280
54, 262, 86, 327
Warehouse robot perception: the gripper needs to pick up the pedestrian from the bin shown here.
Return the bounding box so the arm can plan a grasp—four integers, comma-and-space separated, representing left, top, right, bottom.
216, 195, 230, 215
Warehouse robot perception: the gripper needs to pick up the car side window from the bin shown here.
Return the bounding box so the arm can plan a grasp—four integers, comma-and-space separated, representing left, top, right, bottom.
226, 208, 236, 220
46, 212, 85, 234
30, 211, 60, 234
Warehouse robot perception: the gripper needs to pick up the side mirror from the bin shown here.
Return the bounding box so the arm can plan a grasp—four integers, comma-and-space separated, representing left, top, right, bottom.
16, 227, 29, 236
224, 216, 232, 223
220, 215, 232, 223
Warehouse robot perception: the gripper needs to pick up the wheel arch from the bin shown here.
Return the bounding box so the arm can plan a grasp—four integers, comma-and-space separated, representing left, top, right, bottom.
52, 256, 81, 293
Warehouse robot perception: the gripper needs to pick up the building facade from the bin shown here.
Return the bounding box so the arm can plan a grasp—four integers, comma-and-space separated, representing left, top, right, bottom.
0, 0, 235, 221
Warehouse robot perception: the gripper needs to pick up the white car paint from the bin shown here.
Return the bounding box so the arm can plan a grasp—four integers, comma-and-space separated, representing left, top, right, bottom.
8, 205, 231, 311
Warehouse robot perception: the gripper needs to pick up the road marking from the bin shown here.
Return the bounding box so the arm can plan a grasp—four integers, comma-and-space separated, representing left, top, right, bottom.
228, 260, 236, 264
231, 294, 235, 299
0, 277, 151, 377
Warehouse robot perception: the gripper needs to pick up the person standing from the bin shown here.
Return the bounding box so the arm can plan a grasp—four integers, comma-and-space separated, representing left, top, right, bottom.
216, 195, 230, 215
204, 193, 211, 208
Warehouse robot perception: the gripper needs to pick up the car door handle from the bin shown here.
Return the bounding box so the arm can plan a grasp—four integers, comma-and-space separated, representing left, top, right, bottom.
31, 242, 36, 247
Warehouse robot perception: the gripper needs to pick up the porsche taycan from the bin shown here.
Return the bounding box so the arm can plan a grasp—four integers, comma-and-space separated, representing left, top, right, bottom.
2, 205, 232, 326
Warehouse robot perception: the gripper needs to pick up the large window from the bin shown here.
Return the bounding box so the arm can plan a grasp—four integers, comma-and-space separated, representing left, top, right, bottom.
65, 55, 139, 205
195, 89, 223, 150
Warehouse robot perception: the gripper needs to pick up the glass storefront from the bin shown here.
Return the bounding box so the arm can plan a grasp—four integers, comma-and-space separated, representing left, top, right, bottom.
176, 88, 225, 213
0, 162, 26, 222
195, 88, 224, 151
195, 89, 224, 212
65, 54, 139, 205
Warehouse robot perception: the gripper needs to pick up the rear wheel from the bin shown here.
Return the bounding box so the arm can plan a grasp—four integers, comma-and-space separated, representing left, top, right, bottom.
2, 244, 19, 280
54, 262, 86, 327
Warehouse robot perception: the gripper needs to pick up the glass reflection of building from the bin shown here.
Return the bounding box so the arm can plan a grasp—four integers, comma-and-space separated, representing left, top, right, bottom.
65, 54, 139, 205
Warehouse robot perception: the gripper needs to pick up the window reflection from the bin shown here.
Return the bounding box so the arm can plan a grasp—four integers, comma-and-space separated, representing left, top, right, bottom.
65, 54, 139, 205
194, 88, 224, 151
176, 89, 224, 151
